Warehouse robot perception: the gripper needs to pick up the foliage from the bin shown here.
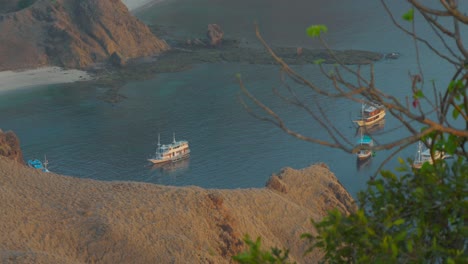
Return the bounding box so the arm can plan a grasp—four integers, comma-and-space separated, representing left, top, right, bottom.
234, 158, 467, 264
234, 0, 468, 263
233, 236, 294, 264
304, 156, 467, 263
306, 25, 328, 38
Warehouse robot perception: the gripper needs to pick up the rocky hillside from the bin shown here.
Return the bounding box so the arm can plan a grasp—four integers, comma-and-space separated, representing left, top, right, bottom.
0, 157, 354, 263
0, 0, 169, 70
0, 130, 24, 165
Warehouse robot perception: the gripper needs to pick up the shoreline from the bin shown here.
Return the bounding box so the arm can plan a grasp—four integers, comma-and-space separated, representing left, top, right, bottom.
122, 0, 165, 12
0, 67, 93, 92
0, 0, 162, 93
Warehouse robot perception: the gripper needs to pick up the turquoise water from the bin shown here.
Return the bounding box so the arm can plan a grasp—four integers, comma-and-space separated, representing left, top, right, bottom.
0, 0, 456, 196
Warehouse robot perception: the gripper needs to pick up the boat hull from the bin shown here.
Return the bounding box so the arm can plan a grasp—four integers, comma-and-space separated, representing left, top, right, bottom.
148, 153, 190, 164
357, 151, 372, 160
353, 112, 386, 127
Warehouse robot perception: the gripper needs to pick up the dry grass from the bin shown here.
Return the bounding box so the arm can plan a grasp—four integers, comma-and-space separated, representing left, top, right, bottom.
0, 157, 354, 263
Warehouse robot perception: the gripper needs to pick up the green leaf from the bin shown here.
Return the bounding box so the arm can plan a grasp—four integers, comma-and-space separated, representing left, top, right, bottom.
395, 166, 407, 172
452, 108, 460, 119
376, 182, 384, 193
445, 134, 458, 154
306, 24, 328, 38
391, 243, 398, 258
413, 187, 424, 198
366, 227, 376, 236
406, 240, 413, 253
402, 9, 414, 21
313, 59, 325, 65
448, 80, 456, 92
397, 157, 405, 165
393, 219, 405, 226
414, 89, 424, 99
395, 230, 407, 241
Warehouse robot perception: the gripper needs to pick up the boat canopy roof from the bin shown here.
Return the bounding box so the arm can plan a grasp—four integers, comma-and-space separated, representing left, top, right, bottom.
28, 159, 44, 169
364, 104, 384, 112
357, 135, 373, 144
159, 140, 189, 150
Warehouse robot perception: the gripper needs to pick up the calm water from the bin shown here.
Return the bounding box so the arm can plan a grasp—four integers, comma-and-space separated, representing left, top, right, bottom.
0, 0, 456, 196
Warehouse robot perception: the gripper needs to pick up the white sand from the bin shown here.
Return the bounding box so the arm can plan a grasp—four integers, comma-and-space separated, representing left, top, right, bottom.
0, 0, 162, 92
0, 67, 93, 92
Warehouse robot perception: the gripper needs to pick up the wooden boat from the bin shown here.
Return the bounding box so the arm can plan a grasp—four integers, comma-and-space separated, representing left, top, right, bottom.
353, 103, 386, 127
148, 133, 190, 164
356, 134, 374, 160
355, 119, 385, 136
412, 141, 445, 169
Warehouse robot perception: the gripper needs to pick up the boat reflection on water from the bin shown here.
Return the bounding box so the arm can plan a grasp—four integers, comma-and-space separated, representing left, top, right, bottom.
151, 157, 190, 174
355, 119, 385, 136
356, 156, 372, 171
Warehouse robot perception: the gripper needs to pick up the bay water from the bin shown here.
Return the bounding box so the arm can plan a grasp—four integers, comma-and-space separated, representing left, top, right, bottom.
0, 0, 455, 196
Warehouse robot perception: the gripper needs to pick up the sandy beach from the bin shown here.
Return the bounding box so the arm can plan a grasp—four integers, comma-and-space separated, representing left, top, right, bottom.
0, 67, 93, 92
0, 1, 163, 93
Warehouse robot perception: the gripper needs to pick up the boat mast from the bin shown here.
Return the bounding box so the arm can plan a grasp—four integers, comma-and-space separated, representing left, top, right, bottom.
43, 154, 48, 169
156, 133, 161, 155
361, 103, 365, 120
173, 132, 176, 144
416, 141, 422, 163
360, 123, 363, 146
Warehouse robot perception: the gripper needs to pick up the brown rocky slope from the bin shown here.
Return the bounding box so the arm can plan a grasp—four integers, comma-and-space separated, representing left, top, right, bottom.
0, 0, 169, 70
0, 130, 24, 165
0, 157, 354, 263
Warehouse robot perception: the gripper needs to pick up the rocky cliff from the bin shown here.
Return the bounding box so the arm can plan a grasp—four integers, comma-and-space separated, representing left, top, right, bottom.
0, 0, 169, 70
0, 157, 354, 263
0, 130, 24, 164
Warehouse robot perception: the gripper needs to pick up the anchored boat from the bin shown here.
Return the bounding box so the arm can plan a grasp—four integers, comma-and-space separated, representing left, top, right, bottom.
412, 141, 446, 169
353, 103, 386, 127
27, 155, 49, 173
356, 134, 374, 160
148, 133, 190, 164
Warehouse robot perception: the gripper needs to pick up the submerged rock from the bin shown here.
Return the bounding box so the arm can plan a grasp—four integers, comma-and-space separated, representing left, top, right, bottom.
207, 23, 224, 47
385, 52, 400, 59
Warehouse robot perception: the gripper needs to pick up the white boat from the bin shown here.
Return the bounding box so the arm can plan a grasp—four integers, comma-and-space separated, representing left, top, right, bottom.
412, 141, 445, 169
148, 133, 190, 164
353, 103, 386, 127
356, 134, 374, 160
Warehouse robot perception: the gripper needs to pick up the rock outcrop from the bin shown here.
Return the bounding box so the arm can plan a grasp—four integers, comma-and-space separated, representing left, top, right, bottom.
207, 23, 223, 47
0, 130, 24, 164
0, 0, 169, 70
0, 157, 354, 263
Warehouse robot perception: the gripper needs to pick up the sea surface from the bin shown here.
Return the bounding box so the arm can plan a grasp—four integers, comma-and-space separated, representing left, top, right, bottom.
0, 0, 458, 196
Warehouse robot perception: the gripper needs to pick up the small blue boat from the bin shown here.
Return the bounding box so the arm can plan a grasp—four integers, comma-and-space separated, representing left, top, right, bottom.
27, 156, 50, 173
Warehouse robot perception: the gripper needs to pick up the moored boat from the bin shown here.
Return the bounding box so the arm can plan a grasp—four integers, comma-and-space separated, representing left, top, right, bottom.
412, 141, 445, 169
148, 133, 190, 164
27, 155, 49, 173
355, 119, 385, 136
356, 134, 374, 160
353, 103, 386, 127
